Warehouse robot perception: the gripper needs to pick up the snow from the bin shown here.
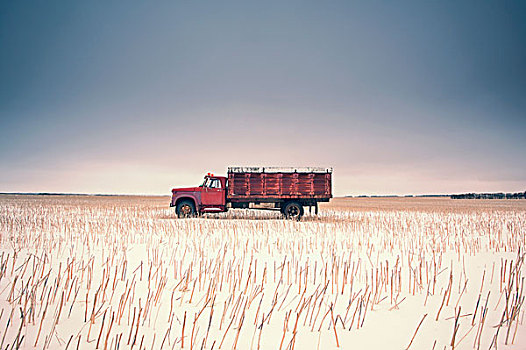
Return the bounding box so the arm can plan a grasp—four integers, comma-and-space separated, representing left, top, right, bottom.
0, 195, 524, 349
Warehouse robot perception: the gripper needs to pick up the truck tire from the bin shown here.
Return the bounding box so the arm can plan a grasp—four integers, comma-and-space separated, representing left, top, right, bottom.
176, 200, 196, 218
283, 201, 304, 220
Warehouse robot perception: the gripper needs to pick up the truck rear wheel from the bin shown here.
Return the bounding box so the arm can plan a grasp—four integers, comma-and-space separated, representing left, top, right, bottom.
283, 202, 304, 220
176, 200, 196, 218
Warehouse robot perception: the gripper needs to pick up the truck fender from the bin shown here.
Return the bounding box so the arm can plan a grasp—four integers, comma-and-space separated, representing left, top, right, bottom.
174, 196, 199, 212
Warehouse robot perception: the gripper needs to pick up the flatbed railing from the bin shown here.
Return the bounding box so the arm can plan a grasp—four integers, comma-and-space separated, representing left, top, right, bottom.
227, 167, 332, 174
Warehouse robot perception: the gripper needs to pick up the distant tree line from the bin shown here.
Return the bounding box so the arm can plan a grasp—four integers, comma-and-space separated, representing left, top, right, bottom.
451, 191, 526, 199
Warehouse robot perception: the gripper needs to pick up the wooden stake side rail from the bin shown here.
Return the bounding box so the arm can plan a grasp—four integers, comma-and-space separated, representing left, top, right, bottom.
227, 171, 332, 201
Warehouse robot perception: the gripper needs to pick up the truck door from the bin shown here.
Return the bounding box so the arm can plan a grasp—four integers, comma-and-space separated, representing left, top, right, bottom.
202, 178, 225, 207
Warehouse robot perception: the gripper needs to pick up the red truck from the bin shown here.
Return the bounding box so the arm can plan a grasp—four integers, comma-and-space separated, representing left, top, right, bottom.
170, 167, 332, 219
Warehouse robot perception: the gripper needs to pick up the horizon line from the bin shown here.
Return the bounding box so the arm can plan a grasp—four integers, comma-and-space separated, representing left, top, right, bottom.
1, 190, 525, 198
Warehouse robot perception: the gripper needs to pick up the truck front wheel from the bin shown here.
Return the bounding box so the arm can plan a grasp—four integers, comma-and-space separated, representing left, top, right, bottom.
176, 200, 196, 218
283, 202, 304, 220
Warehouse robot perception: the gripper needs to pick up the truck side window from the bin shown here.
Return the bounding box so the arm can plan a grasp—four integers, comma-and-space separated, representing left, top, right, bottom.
210, 179, 221, 188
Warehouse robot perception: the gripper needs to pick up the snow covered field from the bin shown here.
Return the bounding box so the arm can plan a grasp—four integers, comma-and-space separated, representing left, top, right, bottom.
0, 195, 525, 349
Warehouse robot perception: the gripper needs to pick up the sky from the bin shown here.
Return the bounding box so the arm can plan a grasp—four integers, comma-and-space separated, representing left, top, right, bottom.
1, 0, 525, 196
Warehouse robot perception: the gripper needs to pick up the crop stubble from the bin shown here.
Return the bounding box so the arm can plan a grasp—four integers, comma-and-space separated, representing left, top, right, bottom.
0, 195, 525, 349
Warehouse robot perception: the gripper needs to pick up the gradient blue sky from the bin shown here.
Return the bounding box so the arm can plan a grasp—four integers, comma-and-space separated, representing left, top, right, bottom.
1, 0, 525, 195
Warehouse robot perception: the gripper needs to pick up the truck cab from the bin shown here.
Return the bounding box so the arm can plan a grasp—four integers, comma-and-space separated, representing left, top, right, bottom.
170, 174, 227, 217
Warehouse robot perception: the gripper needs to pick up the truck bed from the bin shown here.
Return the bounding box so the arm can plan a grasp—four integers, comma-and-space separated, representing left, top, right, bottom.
227, 167, 332, 202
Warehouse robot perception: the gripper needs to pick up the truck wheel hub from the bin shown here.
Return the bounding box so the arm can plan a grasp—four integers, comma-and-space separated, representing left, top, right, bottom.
287, 206, 299, 217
